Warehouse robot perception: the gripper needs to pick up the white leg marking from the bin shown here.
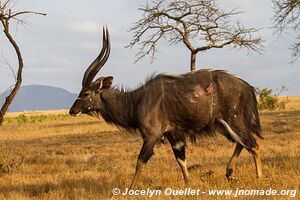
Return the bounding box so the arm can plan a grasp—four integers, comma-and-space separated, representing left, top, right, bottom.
172, 141, 185, 150
177, 158, 187, 167
177, 158, 190, 184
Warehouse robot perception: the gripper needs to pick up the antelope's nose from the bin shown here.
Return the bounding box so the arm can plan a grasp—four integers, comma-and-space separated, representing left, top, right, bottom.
69, 108, 76, 116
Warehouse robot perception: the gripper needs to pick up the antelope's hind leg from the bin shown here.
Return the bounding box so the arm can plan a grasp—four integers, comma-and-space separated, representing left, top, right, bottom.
248, 142, 263, 179
226, 143, 243, 181
167, 135, 190, 185
215, 119, 244, 181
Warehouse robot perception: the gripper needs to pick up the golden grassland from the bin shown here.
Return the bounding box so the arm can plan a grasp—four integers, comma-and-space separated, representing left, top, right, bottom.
0, 97, 299, 199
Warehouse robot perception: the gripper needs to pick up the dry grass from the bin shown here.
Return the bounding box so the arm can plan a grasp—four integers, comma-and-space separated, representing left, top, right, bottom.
0, 100, 299, 199
279, 96, 300, 111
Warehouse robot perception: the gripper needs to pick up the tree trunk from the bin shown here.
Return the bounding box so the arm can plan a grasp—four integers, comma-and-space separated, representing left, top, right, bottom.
0, 84, 22, 125
0, 113, 3, 125
0, 21, 24, 126
190, 51, 197, 71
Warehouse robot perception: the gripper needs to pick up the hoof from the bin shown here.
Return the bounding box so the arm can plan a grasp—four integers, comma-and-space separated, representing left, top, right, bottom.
184, 179, 190, 186
227, 176, 239, 182
257, 176, 269, 181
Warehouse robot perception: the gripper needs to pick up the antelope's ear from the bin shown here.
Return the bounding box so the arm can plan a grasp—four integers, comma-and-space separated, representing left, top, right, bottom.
100, 76, 113, 89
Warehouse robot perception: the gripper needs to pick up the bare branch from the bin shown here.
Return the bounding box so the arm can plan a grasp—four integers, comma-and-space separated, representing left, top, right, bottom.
1, 0, 46, 23
0, 52, 17, 81
128, 0, 264, 69
273, 0, 300, 62
9, 11, 46, 19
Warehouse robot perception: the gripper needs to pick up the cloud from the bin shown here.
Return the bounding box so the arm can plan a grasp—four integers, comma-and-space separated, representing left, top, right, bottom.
0, 0, 299, 95
67, 21, 99, 34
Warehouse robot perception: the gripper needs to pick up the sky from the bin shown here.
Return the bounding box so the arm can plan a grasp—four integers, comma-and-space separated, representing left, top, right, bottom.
0, 0, 299, 95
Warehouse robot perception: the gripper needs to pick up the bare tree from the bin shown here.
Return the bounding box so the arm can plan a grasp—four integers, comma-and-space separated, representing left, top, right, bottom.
273, 0, 300, 63
0, 0, 46, 125
127, 0, 264, 71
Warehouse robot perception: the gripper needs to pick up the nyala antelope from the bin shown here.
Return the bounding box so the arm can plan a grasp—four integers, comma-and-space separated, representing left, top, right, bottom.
69, 26, 263, 188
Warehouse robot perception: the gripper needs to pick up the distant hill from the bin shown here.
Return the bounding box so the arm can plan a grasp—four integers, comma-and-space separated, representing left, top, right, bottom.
0, 85, 78, 112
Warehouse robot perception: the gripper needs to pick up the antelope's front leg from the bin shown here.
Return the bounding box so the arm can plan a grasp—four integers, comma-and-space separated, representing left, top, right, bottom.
129, 137, 159, 189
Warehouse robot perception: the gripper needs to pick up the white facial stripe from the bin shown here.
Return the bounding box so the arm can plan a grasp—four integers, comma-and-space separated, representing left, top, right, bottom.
75, 112, 81, 117
76, 97, 82, 100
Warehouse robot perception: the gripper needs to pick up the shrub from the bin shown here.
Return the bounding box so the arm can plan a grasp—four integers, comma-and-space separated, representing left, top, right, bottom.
257, 87, 289, 111
30, 115, 48, 123
17, 114, 29, 124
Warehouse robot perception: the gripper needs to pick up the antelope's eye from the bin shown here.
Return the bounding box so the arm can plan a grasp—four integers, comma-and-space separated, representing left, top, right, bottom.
83, 92, 89, 97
